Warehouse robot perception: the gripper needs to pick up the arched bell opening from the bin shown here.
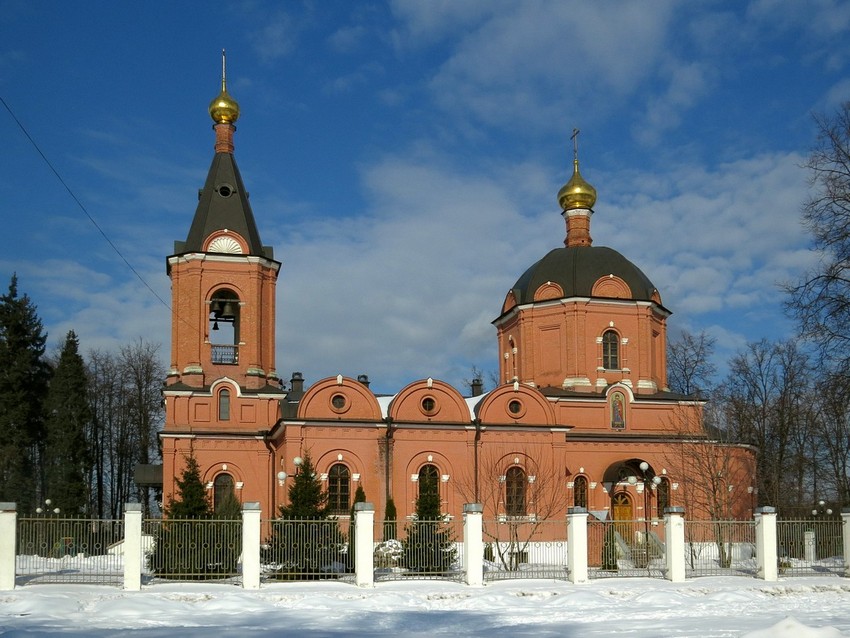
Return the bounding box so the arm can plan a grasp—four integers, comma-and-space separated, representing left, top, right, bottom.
209, 290, 241, 364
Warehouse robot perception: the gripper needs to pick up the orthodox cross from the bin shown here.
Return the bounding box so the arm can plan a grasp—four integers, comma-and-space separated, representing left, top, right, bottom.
571, 128, 580, 162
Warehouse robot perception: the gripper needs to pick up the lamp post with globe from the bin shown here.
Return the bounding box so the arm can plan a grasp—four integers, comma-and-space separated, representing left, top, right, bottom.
627, 462, 662, 569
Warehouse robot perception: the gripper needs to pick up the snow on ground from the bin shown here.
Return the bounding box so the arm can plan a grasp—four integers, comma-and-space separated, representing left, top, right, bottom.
2, 577, 850, 637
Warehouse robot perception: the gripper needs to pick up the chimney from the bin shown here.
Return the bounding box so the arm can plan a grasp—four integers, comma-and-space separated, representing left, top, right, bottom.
290, 372, 304, 395
471, 377, 483, 397
357, 374, 370, 389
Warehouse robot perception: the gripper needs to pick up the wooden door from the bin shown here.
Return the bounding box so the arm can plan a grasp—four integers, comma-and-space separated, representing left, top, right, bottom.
612, 492, 633, 540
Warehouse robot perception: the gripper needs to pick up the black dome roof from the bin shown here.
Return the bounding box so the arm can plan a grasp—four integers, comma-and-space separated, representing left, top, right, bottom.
508, 246, 659, 306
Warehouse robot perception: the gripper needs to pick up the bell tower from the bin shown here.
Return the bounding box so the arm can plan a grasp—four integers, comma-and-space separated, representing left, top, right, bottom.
165, 51, 281, 394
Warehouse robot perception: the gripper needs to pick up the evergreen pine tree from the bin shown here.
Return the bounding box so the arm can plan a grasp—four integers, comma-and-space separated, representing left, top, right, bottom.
0, 274, 49, 511
267, 453, 344, 579
383, 498, 397, 541
150, 452, 239, 578
43, 331, 92, 516
214, 487, 242, 520
165, 452, 212, 518
403, 477, 457, 573
278, 454, 328, 518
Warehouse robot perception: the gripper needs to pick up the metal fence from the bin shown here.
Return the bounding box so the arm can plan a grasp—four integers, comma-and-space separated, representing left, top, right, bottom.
482, 518, 569, 580
144, 518, 242, 583
777, 519, 845, 577
684, 520, 756, 577
372, 518, 462, 581
261, 517, 353, 582
16, 517, 124, 586
8, 512, 849, 589
588, 519, 666, 578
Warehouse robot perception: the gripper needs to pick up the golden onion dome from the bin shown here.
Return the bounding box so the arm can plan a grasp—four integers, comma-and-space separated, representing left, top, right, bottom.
209, 85, 240, 124
558, 159, 597, 211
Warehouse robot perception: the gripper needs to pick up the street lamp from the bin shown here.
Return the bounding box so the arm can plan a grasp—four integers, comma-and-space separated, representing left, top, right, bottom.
812, 500, 833, 517
35, 499, 60, 515
276, 456, 305, 510
627, 461, 662, 569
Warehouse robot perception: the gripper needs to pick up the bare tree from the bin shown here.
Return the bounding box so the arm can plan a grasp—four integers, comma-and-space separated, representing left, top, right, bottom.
665, 406, 756, 518
785, 102, 850, 368
455, 440, 564, 571
85, 340, 164, 518
119, 339, 164, 516
86, 350, 117, 517
811, 372, 850, 505
721, 339, 814, 513
667, 329, 717, 397
663, 405, 757, 568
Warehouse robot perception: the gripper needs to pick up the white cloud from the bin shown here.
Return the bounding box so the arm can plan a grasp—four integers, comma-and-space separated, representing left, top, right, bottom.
824, 78, 850, 109
273, 153, 551, 391
250, 10, 300, 63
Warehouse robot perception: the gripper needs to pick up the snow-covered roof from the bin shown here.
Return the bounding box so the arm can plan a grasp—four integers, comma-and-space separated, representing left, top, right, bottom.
375, 391, 489, 420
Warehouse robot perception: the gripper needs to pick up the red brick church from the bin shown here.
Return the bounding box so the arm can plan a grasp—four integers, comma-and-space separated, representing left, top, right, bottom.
156, 65, 756, 525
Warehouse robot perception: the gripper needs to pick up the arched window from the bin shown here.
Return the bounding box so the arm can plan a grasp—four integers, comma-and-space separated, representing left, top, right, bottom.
328, 464, 351, 514
214, 473, 235, 514
418, 464, 440, 502
602, 330, 619, 370
219, 388, 230, 421
657, 477, 671, 515
574, 475, 588, 509
505, 467, 526, 516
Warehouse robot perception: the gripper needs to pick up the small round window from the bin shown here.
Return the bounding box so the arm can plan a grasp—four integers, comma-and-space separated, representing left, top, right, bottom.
507, 399, 526, 418
217, 184, 234, 198
420, 396, 439, 416
330, 393, 348, 413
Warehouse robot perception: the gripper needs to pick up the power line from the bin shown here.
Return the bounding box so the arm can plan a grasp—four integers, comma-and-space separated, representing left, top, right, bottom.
1, 95, 173, 314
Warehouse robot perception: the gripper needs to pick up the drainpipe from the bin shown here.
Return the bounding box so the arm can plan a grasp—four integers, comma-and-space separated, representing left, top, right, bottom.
384, 417, 394, 507
474, 418, 482, 503
262, 422, 282, 516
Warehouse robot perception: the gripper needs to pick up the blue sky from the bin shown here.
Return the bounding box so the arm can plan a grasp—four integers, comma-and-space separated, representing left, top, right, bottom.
2, 1, 849, 394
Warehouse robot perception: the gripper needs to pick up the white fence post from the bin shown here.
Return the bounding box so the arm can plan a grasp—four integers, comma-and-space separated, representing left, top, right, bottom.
241, 502, 261, 590
566, 507, 588, 584
664, 506, 686, 582
463, 503, 484, 587
123, 503, 143, 591
755, 506, 778, 581
803, 530, 816, 563
354, 502, 375, 587
842, 508, 850, 578
0, 503, 16, 591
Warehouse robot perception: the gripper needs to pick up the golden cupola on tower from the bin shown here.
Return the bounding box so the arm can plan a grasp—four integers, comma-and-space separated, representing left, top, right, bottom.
557, 158, 597, 211
209, 50, 240, 124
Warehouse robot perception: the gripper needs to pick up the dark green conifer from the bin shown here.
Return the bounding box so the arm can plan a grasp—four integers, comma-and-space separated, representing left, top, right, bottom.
403, 476, 457, 573
383, 498, 397, 541
267, 453, 344, 578
151, 452, 240, 579
43, 330, 91, 515
0, 274, 49, 511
